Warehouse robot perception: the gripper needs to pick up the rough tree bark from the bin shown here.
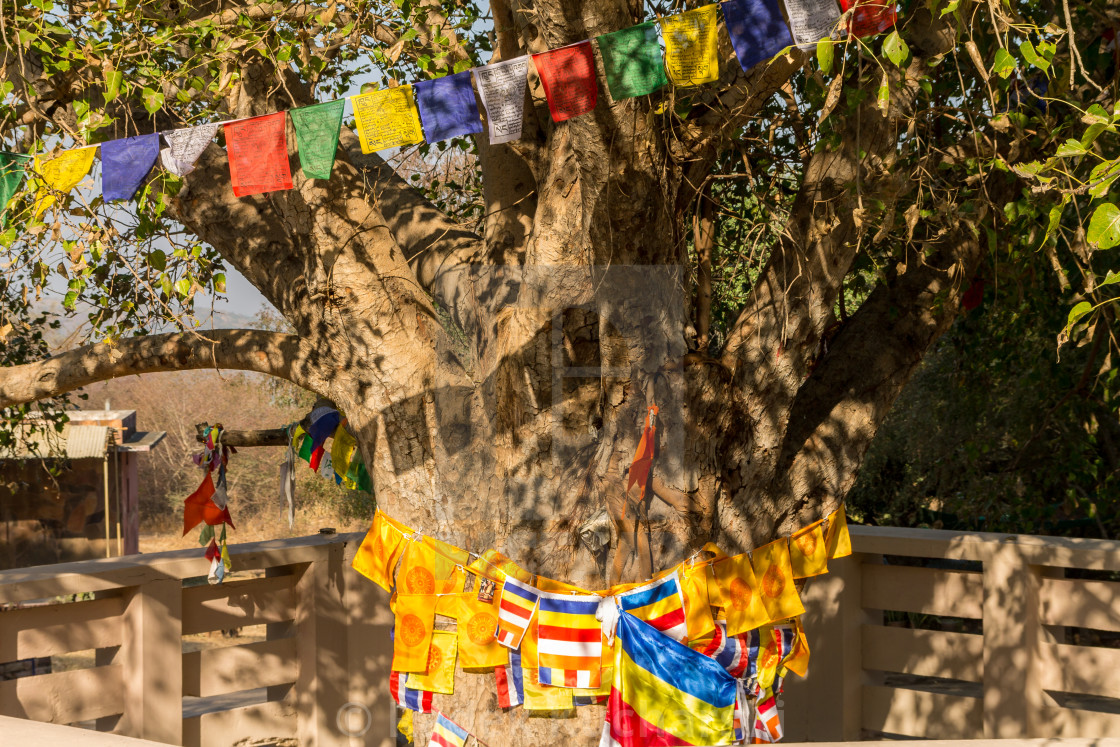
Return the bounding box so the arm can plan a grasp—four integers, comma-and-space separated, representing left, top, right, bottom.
0, 2, 984, 742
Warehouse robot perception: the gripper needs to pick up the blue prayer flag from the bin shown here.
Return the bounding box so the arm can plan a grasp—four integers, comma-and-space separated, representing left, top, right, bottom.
414, 72, 484, 144
101, 133, 160, 201
722, 0, 794, 73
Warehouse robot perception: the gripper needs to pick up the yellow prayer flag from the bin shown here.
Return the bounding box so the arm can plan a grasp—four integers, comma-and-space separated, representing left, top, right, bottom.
826, 505, 853, 559
680, 563, 717, 640
34, 147, 97, 216
455, 592, 509, 670
351, 509, 411, 592
330, 425, 358, 489
659, 4, 719, 86
468, 548, 533, 584
536, 575, 594, 594
406, 629, 457, 694
755, 625, 786, 691
399, 537, 464, 595
713, 551, 769, 636
520, 615, 539, 664
751, 539, 806, 623
397, 709, 414, 742
351, 85, 424, 154
782, 618, 810, 679
392, 593, 436, 672
523, 669, 574, 711
790, 521, 829, 579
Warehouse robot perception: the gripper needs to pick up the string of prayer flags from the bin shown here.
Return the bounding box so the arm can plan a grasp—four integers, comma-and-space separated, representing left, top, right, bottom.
351, 510, 412, 592
752, 538, 806, 622
660, 5, 721, 87
390, 671, 434, 712
495, 649, 525, 707
0, 152, 31, 226
475, 56, 530, 145
603, 612, 738, 747
290, 99, 345, 180
352, 85, 424, 154
495, 576, 540, 648
101, 133, 159, 201
407, 630, 458, 694
532, 42, 598, 122
224, 113, 292, 197
826, 503, 853, 558
841, 0, 898, 38
790, 520, 829, 578
722, 0, 795, 73
393, 593, 437, 672
428, 712, 470, 747
713, 549, 770, 635
617, 571, 689, 644
785, 0, 842, 47
536, 591, 603, 688
596, 22, 668, 101
34, 147, 97, 217
414, 71, 484, 143
160, 123, 218, 176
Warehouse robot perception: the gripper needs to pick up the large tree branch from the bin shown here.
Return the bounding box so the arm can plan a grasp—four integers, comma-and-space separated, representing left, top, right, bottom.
0, 329, 320, 408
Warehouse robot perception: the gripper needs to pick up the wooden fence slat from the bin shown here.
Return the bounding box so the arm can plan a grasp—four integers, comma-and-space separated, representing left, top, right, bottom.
181, 699, 297, 747
862, 684, 982, 739
1, 595, 123, 661
1040, 704, 1120, 738
0, 666, 124, 723
182, 574, 297, 635
182, 637, 298, 697
861, 624, 983, 682
1042, 642, 1120, 698
861, 564, 983, 618
1040, 577, 1120, 633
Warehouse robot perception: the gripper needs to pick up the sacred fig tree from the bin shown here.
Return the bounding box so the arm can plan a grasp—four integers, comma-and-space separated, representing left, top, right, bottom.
2, 0, 1118, 740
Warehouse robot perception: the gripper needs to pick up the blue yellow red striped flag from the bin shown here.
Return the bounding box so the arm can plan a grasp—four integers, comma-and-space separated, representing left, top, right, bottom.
601, 611, 737, 746
427, 711, 470, 747
536, 591, 603, 688
495, 576, 539, 649
617, 570, 689, 643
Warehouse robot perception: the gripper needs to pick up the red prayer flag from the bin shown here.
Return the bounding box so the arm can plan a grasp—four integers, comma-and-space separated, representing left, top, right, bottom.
224, 112, 293, 197
840, 0, 897, 38
183, 472, 216, 535
626, 405, 658, 496
531, 42, 597, 122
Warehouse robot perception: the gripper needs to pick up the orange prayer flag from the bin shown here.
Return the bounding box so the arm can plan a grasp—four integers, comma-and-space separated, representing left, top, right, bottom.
183, 472, 215, 535
456, 593, 509, 670
825, 505, 853, 559
351, 510, 412, 592
406, 629, 457, 694
790, 521, 828, 579
713, 551, 770, 636
626, 405, 658, 496
520, 615, 539, 665
782, 618, 810, 679
392, 594, 436, 672
468, 549, 533, 584
751, 540, 806, 623
399, 537, 464, 595
680, 563, 717, 640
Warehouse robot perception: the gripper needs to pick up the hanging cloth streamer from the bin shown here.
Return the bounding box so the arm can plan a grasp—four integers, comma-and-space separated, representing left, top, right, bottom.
160, 122, 219, 177
785, 0, 842, 47
414, 71, 484, 143
532, 41, 598, 122
596, 22, 667, 101
474, 56, 530, 144
660, 4, 721, 86
627, 404, 659, 497
34, 146, 97, 217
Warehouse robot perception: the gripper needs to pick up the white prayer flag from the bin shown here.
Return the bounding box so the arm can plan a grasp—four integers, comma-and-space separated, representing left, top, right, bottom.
474, 56, 529, 145
785, 0, 841, 48
160, 123, 219, 176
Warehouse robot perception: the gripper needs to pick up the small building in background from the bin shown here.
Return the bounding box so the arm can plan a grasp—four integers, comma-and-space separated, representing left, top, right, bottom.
0, 408, 164, 570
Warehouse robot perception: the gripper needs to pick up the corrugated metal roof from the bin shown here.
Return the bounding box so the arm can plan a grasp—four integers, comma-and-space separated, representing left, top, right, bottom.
0, 423, 110, 460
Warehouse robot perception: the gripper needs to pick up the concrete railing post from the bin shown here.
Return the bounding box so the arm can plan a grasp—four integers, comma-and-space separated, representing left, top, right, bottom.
982, 541, 1044, 738
295, 544, 351, 746
119, 578, 183, 744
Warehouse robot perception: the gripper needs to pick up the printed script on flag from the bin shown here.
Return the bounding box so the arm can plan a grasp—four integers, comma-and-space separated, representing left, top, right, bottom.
224, 113, 293, 197
475, 56, 529, 145
352, 85, 424, 154
660, 4, 720, 86
532, 42, 598, 122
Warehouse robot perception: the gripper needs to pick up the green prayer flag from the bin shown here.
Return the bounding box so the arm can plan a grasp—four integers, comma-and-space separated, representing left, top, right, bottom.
289, 100, 345, 180
596, 22, 668, 101
298, 433, 314, 462
0, 152, 32, 227
356, 461, 373, 493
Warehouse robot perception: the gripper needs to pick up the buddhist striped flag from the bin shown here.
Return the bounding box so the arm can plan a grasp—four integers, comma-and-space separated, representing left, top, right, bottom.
495, 649, 524, 708
536, 591, 603, 688
428, 711, 470, 747
617, 571, 688, 643
496, 576, 539, 649
752, 691, 783, 743
692, 620, 759, 679
389, 671, 433, 713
